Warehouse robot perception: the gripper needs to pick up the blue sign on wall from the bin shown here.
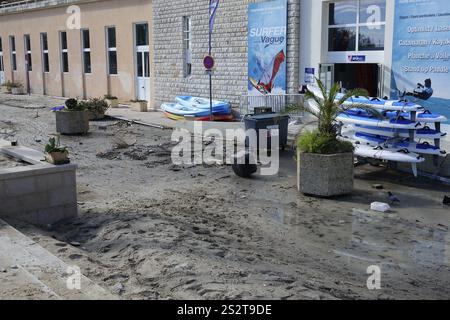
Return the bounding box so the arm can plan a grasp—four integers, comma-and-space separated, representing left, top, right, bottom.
348, 55, 366, 62
248, 0, 287, 96
392, 0, 450, 123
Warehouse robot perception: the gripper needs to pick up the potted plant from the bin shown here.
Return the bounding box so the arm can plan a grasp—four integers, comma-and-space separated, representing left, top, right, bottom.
44, 136, 70, 165
55, 98, 90, 135
82, 98, 109, 120
293, 79, 374, 197
104, 94, 119, 108
130, 99, 148, 112
7, 81, 24, 95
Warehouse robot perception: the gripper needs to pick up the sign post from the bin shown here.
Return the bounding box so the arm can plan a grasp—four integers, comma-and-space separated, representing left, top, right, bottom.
208, 0, 219, 121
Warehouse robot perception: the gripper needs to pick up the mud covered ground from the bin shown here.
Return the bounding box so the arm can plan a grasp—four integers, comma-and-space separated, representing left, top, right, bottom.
1, 93, 450, 300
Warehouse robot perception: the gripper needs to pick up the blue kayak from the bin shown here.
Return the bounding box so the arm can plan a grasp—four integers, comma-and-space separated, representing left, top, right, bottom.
307, 85, 422, 112
176, 96, 231, 110
337, 113, 422, 129
344, 109, 447, 123
161, 103, 231, 117
354, 132, 446, 156
335, 92, 422, 112
354, 124, 446, 139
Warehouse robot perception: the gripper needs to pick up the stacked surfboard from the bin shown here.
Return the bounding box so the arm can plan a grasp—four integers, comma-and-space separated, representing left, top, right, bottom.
161, 96, 234, 121
307, 86, 448, 176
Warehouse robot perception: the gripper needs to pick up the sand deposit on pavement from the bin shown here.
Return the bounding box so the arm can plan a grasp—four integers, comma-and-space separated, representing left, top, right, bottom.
1, 93, 450, 300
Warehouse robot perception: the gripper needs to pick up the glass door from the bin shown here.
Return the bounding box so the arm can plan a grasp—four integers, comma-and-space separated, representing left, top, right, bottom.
135, 23, 150, 101
0, 53, 5, 85
319, 64, 334, 91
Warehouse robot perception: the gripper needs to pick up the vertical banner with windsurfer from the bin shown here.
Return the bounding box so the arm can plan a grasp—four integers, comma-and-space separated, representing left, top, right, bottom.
209, 0, 220, 54
391, 0, 450, 124
248, 0, 287, 96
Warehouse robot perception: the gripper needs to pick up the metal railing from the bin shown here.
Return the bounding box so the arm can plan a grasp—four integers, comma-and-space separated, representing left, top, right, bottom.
239, 94, 305, 118
1, 0, 41, 9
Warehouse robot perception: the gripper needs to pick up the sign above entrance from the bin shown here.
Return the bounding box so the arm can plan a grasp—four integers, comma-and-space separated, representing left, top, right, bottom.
348, 55, 366, 63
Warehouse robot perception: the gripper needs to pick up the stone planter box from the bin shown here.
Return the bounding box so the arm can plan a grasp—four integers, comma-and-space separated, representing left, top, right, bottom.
56, 110, 90, 135
0, 144, 78, 227
297, 150, 354, 197
130, 101, 148, 112
11, 87, 25, 95
45, 151, 70, 165
105, 98, 119, 108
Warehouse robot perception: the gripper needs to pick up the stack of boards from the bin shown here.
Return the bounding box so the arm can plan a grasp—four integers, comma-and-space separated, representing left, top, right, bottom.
307, 85, 448, 168
161, 96, 234, 121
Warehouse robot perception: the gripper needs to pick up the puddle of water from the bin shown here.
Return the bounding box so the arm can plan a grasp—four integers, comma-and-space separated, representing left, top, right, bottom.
267, 204, 450, 272
344, 208, 450, 269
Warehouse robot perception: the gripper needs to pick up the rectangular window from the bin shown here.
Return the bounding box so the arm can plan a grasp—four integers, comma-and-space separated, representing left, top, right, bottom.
328, 0, 386, 52
81, 29, 91, 74
10, 36, 17, 71
135, 23, 149, 46
60, 31, 69, 73
24, 34, 32, 71
106, 27, 117, 75
41, 33, 49, 73
183, 16, 192, 77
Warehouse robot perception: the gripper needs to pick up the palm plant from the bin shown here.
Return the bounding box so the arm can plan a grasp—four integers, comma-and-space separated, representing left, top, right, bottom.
291, 78, 379, 154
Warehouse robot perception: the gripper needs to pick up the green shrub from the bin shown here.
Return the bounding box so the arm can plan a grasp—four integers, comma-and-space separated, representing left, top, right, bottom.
83, 98, 109, 114
5, 81, 22, 91
298, 131, 354, 155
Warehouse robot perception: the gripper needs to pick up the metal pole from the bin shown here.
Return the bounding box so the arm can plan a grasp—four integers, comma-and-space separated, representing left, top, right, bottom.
209, 0, 213, 122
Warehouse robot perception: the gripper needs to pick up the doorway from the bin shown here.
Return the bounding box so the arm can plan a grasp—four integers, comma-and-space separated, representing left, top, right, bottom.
135, 23, 150, 101
334, 63, 381, 97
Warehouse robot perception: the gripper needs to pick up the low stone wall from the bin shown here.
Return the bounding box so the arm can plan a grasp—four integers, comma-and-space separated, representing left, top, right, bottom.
0, 144, 78, 227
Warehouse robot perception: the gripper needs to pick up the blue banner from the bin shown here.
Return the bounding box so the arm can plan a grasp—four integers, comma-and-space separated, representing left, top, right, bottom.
209, 0, 220, 53
392, 0, 450, 123
248, 0, 287, 96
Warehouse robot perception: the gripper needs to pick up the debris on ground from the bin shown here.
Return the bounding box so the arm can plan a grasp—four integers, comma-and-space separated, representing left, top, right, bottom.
112, 135, 137, 149
443, 196, 450, 206
370, 202, 391, 213
123, 147, 155, 161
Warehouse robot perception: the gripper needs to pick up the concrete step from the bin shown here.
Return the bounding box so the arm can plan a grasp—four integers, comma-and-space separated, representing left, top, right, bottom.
0, 219, 117, 300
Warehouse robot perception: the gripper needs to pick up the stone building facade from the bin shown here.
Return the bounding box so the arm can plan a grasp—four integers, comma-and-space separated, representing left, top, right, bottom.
152, 0, 300, 108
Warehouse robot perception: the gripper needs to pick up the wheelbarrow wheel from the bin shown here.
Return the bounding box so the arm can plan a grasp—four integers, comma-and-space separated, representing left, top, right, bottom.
232, 152, 257, 178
